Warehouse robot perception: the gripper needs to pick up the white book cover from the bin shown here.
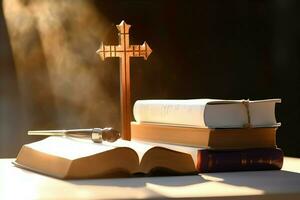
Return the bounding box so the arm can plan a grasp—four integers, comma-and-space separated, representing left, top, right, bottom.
133, 99, 281, 128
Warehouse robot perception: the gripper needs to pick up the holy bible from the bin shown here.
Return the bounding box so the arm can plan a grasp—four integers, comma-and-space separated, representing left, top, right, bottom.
14, 136, 198, 179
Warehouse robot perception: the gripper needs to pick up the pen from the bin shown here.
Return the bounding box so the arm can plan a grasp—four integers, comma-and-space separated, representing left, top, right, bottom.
28, 128, 121, 143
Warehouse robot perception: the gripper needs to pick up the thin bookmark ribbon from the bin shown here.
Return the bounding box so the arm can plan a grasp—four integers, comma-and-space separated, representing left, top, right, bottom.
242, 99, 251, 128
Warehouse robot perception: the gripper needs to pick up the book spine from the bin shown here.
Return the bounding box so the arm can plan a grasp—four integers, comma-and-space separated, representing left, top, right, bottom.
197, 148, 284, 172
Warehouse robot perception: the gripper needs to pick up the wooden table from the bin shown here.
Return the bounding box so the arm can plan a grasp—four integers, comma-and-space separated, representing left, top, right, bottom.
0, 157, 299, 199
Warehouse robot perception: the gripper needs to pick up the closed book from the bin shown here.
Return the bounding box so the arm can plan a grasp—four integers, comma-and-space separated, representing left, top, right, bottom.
197, 148, 284, 172
133, 99, 281, 128
131, 122, 277, 149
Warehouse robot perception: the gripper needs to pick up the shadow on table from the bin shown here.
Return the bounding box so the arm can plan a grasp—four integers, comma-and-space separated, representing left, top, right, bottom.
68, 175, 206, 187
68, 169, 300, 193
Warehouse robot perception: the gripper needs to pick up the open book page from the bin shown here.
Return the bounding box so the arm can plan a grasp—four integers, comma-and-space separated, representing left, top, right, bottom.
28, 136, 157, 161
27, 136, 116, 160
105, 139, 155, 162
27, 137, 187, 163
105, 139, 199, 164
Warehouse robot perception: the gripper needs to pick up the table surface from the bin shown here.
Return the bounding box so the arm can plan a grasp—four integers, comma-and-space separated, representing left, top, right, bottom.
0, 157, 300, 200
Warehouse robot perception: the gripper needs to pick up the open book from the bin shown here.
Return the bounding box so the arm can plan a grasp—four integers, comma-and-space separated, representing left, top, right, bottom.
14, 137, 198, 179
133, 99, 281, 128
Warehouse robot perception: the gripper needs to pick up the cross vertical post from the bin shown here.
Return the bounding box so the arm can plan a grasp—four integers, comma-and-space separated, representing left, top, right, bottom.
96, 20, 152, 140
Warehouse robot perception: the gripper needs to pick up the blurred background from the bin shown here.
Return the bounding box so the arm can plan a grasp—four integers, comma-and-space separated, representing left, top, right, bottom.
0, 0, 299, 157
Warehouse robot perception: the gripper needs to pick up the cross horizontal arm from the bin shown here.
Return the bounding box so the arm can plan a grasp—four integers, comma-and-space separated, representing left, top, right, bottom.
97, 42, 152, 60
96, 44, 122, 60
127, 42, 152, 60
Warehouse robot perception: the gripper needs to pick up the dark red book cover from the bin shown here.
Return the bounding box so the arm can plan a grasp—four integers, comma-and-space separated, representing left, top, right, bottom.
197, 148, 284, 172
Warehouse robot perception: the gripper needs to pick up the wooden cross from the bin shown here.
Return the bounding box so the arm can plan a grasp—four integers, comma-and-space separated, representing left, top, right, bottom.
96, 20, 152, 140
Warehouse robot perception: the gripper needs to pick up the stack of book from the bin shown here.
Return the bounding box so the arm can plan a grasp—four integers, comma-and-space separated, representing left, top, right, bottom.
131, 99, 284, 172
14, 98, 283, 179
